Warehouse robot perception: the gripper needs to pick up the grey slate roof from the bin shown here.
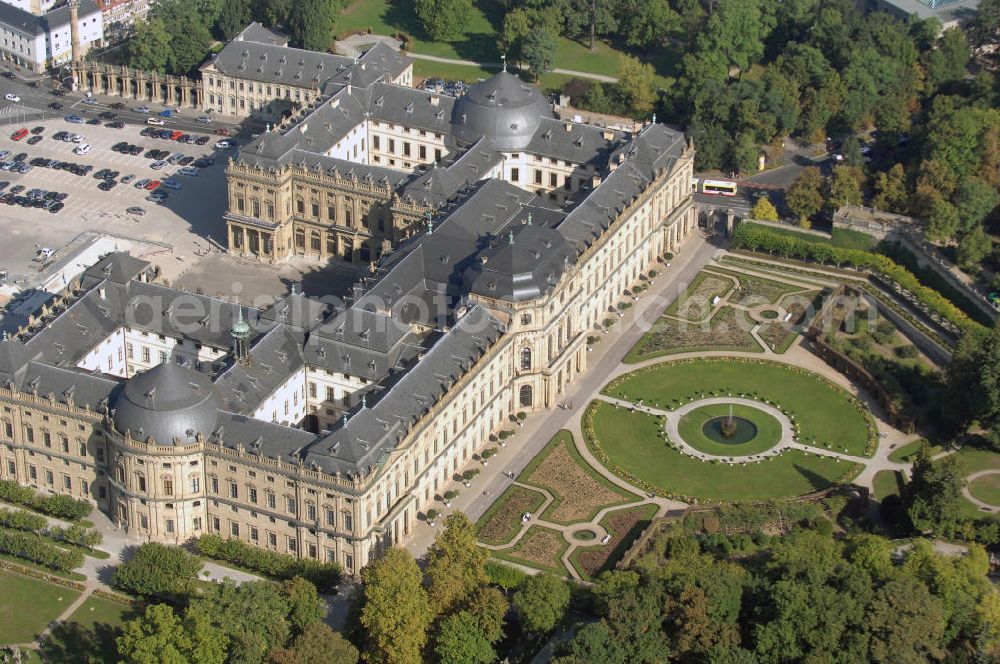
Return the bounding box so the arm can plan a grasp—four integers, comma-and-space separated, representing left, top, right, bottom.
42, 0, 100, 30
206, 38, 354, 90
214, 323, 304, 415
233, 22, 288, 47
112, 363, 219, 444
0, 2, 42, 35
18, 361, 117, 411
80, 252, 153, 288
451, 71, 554, 150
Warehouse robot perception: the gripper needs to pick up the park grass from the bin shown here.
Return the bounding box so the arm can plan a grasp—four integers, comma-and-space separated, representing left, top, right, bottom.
518, 431, 639, 524
568, 502, 658, 581
888, 439, 944, 463
476, 485, 547, 546
676, 403, 783, 457
740, 223, 876, 252
948, 442, 1000, 476
38, 595, 137, 663
968, 474, 1000, 507
413, 59, 494, 84
0, 551, 88, 582
338, 0, 677, 87
491, 525, 569, 576
873, 470, 905, 501
586, 402, 860, 501
606, 358, 875, 457
0, 568, 82, 644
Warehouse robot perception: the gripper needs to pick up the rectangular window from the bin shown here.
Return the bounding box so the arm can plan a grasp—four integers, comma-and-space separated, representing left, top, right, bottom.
325, 508, 334, 527
511, 167, 519, 182
345, 554, 353, 570
268, 532, 277, 547
63, 475, 71, 490
403, 142, 411, 157
550, 172, 558, 187
372, 135, 380, 150
138, 476, 146, 492
286, 496, 296, 514
344, 513, 353, 531
307, 503, 316, 520
163, 479, 173, 496
308, 543, 317, 559
388, 138, 395, 153
250, 526, 259, 541
434, 149, 442, 162
288, 537, 297, 553
266, 493, 276, 509
193, 517, 202, 531
231, 521, 239, 537
229, 482, 238, 499
191, 477, 200, 492
141, 347, 150, 362
213, 516, 220, 531
249, 487, 257, 503
28, 465, 36, 480
534, 169, 542, 184
210, 477, 219, 493
140, 514, 148, 529
126, 343, 133, 359
308, 383, 316, 398
166, 519, 175, 534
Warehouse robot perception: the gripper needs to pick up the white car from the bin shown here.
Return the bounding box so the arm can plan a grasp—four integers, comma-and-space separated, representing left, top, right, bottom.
70, 133, 84, 143
213, 139, 234, 149
4, 93, 19, 103
150, 160, 166, 170
197, 115, 212, 124
161, 179, 181, 190
146, 117, 165, 126
73, 143, 92, 155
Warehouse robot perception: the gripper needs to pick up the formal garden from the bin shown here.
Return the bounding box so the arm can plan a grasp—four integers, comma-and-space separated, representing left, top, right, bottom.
476, 432, 657, 580
624, 266, 821, 361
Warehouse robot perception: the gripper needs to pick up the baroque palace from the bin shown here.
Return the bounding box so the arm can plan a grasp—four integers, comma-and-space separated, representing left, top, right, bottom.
0, 26, 696, 575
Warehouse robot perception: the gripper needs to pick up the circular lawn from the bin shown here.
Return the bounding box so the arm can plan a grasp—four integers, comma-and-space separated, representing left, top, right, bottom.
969, 473, 1000, 508
676, 403, 782, 456
604, 358, 874, 457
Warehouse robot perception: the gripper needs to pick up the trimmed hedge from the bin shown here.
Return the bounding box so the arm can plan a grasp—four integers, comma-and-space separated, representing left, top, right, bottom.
0, 507, 48, 532
0, 480, 93, 521
485, 560, 527, 590
195, 533, 341, 593
731, 223, 987, 337
0, 526, 84, 571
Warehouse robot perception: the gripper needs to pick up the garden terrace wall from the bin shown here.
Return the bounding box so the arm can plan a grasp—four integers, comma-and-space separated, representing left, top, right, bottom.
806, 285, 916, 433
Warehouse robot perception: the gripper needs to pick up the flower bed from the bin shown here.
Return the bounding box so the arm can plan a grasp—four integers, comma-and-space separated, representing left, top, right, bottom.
476, 485, 547, 546
569, 503, 658, 580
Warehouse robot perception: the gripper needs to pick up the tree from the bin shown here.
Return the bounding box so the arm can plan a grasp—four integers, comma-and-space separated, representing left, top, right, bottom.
956, 226, 992, 268
360, 548, 431, 664
287, 0, 339, 51
513, 574, 570, 635
953, 177, 1000, 233
695, 0, 768, 74
424, 513, 488, 617
827, 165, 864, 209
967, 0, 1000, 53
113, 543, 203, 598
616, 56, 656, 116
269, 623, 359, 664
924, 28, 970, 91
947, 325, 1000, 440
150, 0, 213, 75
924, 195, 961, 242
282, 577, 324, 634
117, 604, 227, 664
728, 133, 760, 175
785, 167, 824, 224
867, 576, 947, 662
463, 586, 508, 644
187, 580, 294, 662
434, 611, 496, 664
872, 163, 909, 213
415, 0, 472, 42
562, 0, 619, 50
216, 0, 252, 40
618, 0, 679, 50
751, 196, 779, 221
522, 29, 557, 80
906, 444, 964, 534
125, 18, 171, 72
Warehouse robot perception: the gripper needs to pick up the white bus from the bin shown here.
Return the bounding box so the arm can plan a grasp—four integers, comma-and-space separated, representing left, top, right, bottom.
698, 179, 738, 196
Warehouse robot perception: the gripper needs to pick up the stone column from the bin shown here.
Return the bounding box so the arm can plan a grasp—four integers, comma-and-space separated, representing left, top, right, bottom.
68, 0, 82, 64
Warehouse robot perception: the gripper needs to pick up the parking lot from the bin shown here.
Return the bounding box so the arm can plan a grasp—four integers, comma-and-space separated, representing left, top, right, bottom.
0, 115, 233, 285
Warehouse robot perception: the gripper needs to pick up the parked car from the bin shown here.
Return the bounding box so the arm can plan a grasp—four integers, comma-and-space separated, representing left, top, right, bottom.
29, 127, 43, 135
64, 115, 83, 124
150, 160, 166, 170
126, 206, 146, 216
26, 136, 41, 145
86, 117, 102, 125
145, 180, 161, 190
9, 127, 27, 141
73, 143, 92, 155
48, 102, 63, 110
195, 136, 210, 145
120, 174, 135, 184
161, 179, 181, 190
135, 105, 150, 113
97, 180, 116, 191
213, 139, 234, 149
177, 166, 198, 177
110, 102, 127, 110
98, 111, 117, 120
134, 178, 150, 189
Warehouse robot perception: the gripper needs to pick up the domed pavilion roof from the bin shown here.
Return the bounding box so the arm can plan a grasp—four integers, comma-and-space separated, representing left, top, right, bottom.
112, 363, 220, 445
451, 71, 553, 151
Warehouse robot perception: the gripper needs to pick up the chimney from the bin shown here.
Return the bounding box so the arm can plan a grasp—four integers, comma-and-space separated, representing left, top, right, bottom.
591, 174, 602, 187
564, 122, 572, 132
602, 130, 614, 141
429, 95, 440, 106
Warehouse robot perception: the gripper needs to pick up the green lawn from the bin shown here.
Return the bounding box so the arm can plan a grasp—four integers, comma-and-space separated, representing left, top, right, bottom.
40, 595, 136, 663
413, 59, 494, 83
0, 569, 81, 644
968, 474, 1000, 507
933, 442, 1000, 521
740, 223, 876, 252
606, 359, 875, 457
888, 439, 944, 463
586, 402, 860, 501
873, 470, 905, 501
338, 0, 678, 87
677, 403, 783, 457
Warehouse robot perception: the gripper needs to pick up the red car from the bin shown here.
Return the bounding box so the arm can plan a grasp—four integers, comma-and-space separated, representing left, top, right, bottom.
170, 130, 183, 140
145, 180, 161, 190
10, 127, 27, 141
214, 128, 231, 136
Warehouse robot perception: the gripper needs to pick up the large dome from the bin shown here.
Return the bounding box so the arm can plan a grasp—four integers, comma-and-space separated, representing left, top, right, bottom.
112, 363, 220, 445
451, 71, 553, 151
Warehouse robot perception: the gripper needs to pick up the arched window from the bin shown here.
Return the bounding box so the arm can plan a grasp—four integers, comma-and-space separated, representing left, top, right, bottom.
520, 347, 532, 371
519, 385, 533, 407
